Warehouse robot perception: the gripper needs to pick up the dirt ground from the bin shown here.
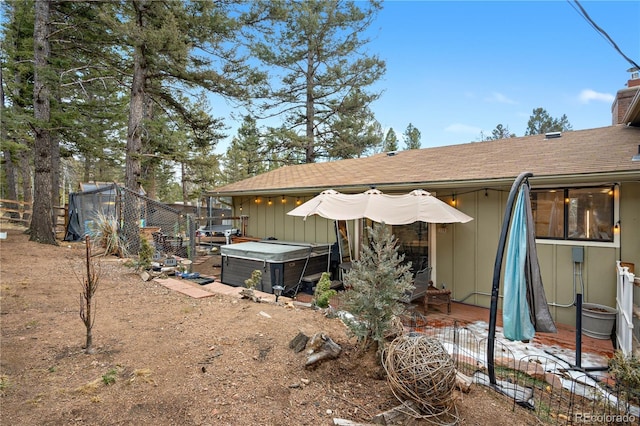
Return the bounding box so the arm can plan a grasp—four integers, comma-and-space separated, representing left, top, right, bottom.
0, 225, 542, 425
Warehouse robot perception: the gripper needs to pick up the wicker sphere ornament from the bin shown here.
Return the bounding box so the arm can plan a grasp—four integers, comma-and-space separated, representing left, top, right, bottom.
382, 333, 458, 424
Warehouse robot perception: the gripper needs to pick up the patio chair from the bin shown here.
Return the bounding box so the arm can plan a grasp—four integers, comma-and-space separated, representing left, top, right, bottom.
400, 266, 432, 304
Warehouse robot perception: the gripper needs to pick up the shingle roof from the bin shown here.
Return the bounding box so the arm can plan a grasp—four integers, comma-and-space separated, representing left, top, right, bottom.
211, 125, 640, 196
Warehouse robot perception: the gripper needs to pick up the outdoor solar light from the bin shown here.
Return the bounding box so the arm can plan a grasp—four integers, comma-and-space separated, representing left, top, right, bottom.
272, 285, 284, 303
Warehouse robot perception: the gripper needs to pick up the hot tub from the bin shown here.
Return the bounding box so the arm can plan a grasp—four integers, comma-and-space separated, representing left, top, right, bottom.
220, 241, 331, 295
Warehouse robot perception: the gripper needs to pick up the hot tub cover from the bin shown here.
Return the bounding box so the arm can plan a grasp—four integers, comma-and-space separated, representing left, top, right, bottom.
220, 241, 330, 263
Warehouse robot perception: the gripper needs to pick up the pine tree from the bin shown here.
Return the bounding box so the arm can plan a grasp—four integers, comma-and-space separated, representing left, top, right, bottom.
1, 0, 35, 221
30, 0, 56, 244
525, 107, 572, 136
221, 115, 267, 184
106, 0, 263, 251
383, 128, 399, 152
484, 124, 516, 140
341, 222, 414, 356
402, 123, 421, 150
248, 0, 385, 163
325, 89, 384, 159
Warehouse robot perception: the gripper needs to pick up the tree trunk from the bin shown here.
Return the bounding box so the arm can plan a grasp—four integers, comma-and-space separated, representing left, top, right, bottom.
85, 328, 94, 354
141, 96, 155, 199
30, 0, 56, 245
123, 0, 149, 254
181, 162, 188, 204
145, 163, 156, 199
305, 47, 315, 163
83, 156, 91, 182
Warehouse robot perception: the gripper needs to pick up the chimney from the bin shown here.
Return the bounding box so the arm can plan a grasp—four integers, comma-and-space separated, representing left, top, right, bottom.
612, 68, 640, 125
628, 67, 640, 88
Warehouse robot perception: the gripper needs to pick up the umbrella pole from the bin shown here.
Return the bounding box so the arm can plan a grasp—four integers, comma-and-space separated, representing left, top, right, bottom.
487, 171, 533, 386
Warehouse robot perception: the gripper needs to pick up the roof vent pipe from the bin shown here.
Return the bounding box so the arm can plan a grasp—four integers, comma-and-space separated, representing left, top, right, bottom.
545, 131, 562, 139
632, 145, 640, 162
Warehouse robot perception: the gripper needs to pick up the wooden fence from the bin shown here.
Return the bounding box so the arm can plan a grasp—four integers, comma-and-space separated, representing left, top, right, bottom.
1, 199, 67, 237
0, 198, 32, 223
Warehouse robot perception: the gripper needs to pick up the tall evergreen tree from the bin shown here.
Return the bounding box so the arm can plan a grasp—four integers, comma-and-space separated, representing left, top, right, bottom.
525, 107, 572, 136
98, 0, 264, 250
383, 128, 399, 152
1, 0, 35, 223
484, 123, 515, 140
326, 90, 383, 159
52, 1, 128, 187
222, 115, 266, 184
249, 0, 385, 163
30, 0, 56, 244
2, 0, 128, 235
402, 123, 421, 150
3, 1, 261, 246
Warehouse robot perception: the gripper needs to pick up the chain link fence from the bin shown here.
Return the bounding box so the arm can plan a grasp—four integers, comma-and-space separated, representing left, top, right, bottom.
400, 313, 639, 425
65, 184, 195, 261
119, 187, 195, 261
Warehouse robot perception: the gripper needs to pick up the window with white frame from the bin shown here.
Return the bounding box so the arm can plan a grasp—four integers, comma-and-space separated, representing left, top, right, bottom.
531, 186, 615, 242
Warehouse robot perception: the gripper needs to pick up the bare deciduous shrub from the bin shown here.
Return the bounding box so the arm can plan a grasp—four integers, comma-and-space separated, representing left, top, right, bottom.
79, 236, 100, 354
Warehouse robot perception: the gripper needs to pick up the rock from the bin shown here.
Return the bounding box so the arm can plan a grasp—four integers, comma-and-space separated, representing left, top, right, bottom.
289, 332, 309, 353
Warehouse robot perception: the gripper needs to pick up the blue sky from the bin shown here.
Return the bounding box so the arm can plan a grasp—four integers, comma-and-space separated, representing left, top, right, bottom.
213, 0, 639, 153
365, 0, 640, 148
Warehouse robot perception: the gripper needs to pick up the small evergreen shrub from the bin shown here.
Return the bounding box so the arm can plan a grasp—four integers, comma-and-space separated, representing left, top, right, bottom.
313, 272, 336, 308
244, 270, 262, 289
137, 237, 154, 271
341, 222, 414, 356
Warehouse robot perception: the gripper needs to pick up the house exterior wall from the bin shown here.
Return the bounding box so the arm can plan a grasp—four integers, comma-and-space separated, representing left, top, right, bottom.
237, 195, 336, 244
232, 181, 639, 327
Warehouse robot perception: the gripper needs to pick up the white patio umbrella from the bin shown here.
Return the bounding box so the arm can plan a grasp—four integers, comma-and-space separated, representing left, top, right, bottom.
365, 189, 474, 225
288, 188, 473, 225
286, 189, 368, 220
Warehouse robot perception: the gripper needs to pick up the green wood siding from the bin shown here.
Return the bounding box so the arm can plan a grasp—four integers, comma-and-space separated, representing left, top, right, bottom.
231, 181, 639, 327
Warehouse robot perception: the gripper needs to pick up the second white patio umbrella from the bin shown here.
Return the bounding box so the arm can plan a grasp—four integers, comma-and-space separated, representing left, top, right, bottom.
288, 188, 473, 225
286, 189, 369, 220
364, 189, 473, 225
